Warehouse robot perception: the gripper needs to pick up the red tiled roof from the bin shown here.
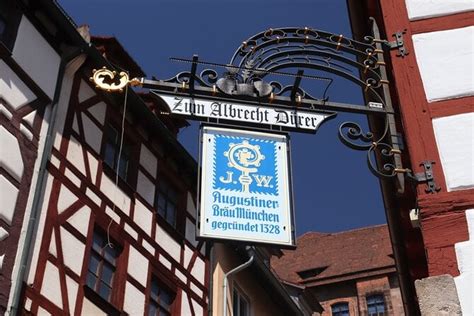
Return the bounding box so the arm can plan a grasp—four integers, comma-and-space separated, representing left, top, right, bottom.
271, 225, 395, 285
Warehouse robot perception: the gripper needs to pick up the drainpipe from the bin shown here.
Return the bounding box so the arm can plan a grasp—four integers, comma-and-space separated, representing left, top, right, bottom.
8, 47, 87, 316
222, 255, 254, 316
207, 242, 214, 316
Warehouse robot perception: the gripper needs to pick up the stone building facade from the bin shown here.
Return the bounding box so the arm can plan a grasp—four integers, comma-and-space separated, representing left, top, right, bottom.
272, 225, 404, 315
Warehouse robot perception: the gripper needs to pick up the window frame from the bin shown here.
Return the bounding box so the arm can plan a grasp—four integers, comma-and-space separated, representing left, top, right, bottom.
83, 226, 126, 315
146, 275, 177, 316
154, 175, 180, 229
100, 113, 140, 194
149, 151, 187, 237
331, 301, 349, 316
366, 294, 386, 316
232, 283, 250, 316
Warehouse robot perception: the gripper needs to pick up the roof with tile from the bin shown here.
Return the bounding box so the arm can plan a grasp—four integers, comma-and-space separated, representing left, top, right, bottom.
271, 224, 395, 286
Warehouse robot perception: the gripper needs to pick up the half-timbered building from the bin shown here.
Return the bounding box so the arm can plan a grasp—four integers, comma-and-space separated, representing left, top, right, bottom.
1, 1, 208, 314
347, 1, 473, 314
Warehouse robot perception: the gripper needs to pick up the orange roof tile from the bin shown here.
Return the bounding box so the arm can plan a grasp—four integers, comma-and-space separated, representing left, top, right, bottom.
271, 225, 395, 285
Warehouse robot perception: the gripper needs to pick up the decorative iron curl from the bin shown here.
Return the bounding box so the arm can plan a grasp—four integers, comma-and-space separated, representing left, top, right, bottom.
338, 122, 374, 150
367, 143, 398, 178
338, 119, 401, 179
164, 68, 218, 87
269, 81, 327, 101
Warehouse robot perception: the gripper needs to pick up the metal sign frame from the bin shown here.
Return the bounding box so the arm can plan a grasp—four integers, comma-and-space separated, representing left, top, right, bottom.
196, 124, 296, 248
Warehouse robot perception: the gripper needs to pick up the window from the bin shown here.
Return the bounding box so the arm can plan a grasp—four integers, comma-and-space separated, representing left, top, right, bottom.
0, 0, 21, 51
367, 294, 386, 316
233, 286, 250, 316
86, 229, 121, 302
103, 124, 132, 181
331, 302, 349, 316
296, 266, 328, 279
148, 276, 175, 316
155, 179, 178, 227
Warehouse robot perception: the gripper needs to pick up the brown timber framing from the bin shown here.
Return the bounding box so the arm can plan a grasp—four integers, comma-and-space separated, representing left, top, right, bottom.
0, 52, 49, 313
22, 66, 208, 314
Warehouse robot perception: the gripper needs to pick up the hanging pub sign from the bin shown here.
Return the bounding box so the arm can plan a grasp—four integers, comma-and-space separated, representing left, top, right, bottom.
153, 92, 334, 132
197, 126, 295, 247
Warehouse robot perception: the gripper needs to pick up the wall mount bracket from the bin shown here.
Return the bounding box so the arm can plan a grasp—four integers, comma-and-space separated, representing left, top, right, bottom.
411, 161, 441, 193
384, 30, 408, 57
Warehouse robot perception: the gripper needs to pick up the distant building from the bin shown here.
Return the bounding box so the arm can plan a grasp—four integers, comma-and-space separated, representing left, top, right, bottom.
272, 225, 404, 315
212, 244, 323, 316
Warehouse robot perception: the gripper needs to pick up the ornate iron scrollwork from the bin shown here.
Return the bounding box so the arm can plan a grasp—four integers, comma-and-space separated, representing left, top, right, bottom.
91, 19, 423, 193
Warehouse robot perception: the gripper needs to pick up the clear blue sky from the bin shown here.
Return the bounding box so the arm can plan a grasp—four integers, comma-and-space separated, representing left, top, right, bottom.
59, 0, 386, 236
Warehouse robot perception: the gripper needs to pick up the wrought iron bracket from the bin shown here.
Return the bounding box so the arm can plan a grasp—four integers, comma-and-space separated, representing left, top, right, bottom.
410, 161, 441, 193
384, 30, 408, 57
90, 20, 414, 192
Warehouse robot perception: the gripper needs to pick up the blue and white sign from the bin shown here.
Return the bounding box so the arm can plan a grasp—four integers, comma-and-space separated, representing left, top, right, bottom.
198, 126, 295, 247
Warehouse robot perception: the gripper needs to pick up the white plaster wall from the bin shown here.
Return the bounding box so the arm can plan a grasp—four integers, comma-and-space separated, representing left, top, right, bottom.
37, 307, 51, 316
0, 126, 24, 182
134, 199, 153, 236
22, 110, 36, 128
100, 174, 131, 214
0, 60, 36, 109
159, 255, 172, 270
184, 245, 193, 268
127, 246, 149, 286
40, 261, 63, 309
123, 281, 145, 315
139, 144, 157, 177
87, 102, 106, 126
455, 209, 474, 315
12, 16, 60, 99
57, 184, 78, 214
413, 26, 474, 102
142, 238, 155, 255
78, 80, 96, 103
432, 113, 474, 191
405, 0, 473, 21
64, 168, 81, 188
82, 298, 107, 316
0, 175, 19, 226
175, 269, 187, 283
26, 173, 54, 286
87, 152, 99, 185
136, 171, 155, 206
181, 292, 192, 316
81, 113, 102, 154
185, 218, 198, 247
66, 206, 91, 237
186, 192, 197, 217
192, 298, 204, 315
60, 227, 85, 276
48, 231, 57, 257
65, 276, 78, 315
66, 136, 86, 177
155, 224, 181, 262
191, 257, 206, 284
